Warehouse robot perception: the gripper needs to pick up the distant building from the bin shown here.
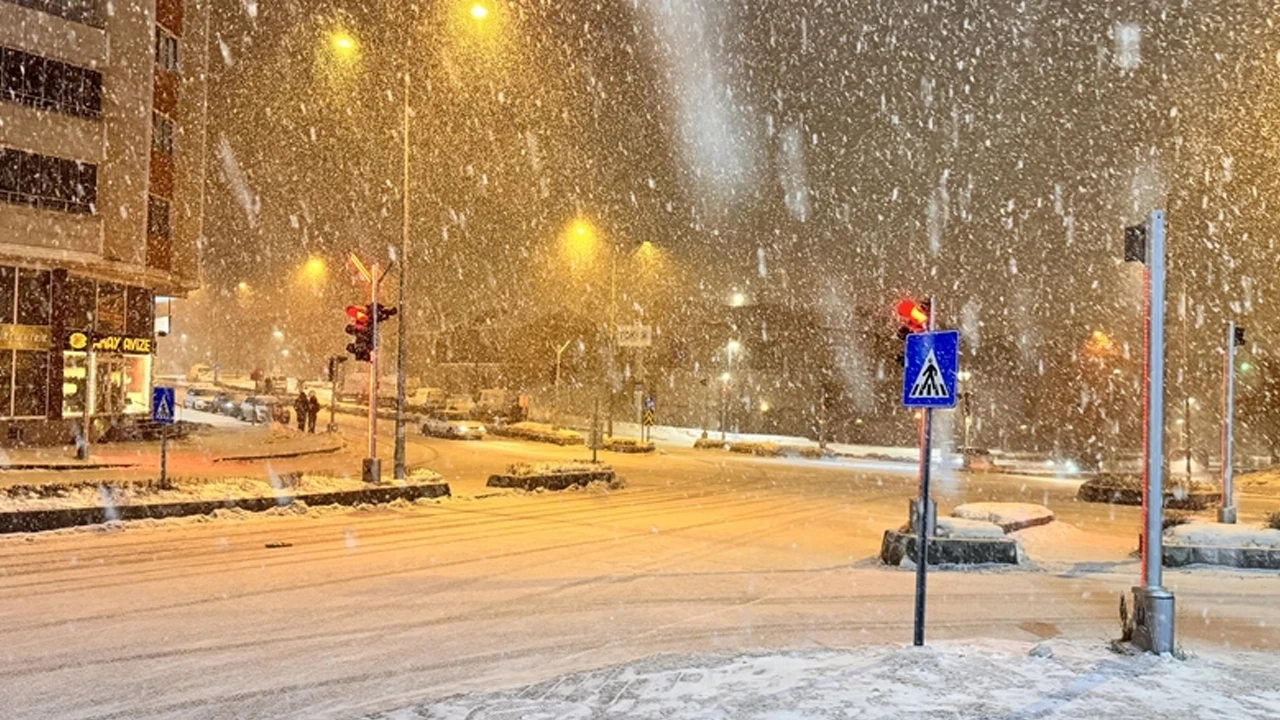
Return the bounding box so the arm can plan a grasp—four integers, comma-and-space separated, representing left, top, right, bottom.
0, 0, 207, 444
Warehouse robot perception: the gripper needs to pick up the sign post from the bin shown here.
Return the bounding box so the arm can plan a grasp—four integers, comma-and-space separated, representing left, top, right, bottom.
152, 386, 176, 489
901, 312, 958, 648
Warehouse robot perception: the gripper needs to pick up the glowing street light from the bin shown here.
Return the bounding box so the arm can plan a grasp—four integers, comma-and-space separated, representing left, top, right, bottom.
470, 2, 489, 20
330, 30, 358, 56
730, 291, 746, 307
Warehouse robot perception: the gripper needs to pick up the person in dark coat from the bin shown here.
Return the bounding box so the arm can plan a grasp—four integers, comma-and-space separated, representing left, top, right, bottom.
294, 391, 308, 431
307, 392, 321, 433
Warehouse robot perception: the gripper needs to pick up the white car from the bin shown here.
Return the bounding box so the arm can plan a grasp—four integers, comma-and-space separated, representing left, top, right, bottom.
422, 416, 486, 440
182, 387, 219, 411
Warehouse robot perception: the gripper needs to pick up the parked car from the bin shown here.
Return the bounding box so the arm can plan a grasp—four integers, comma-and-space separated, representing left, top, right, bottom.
182, 386, 219, 411
213, 392, 247, 417
422, 415, 486, 440
238, 395, 291, 424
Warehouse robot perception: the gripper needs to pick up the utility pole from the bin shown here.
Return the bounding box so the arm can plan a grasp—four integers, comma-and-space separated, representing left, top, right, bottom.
394, 71, 410, 482
553, 339, 571, 423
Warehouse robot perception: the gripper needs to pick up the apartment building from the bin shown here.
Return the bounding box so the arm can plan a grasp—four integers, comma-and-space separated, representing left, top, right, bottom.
0, 0, 207, 444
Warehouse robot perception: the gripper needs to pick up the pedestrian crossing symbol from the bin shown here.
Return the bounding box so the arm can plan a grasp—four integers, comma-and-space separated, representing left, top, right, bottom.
902, 330, 959, 409
152, 386, 176, 425
908, 350, 950, 400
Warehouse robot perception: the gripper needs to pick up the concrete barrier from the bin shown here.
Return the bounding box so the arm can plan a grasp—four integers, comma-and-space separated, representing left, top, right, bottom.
880, 529, 1020, 566
0, 483, 451, 534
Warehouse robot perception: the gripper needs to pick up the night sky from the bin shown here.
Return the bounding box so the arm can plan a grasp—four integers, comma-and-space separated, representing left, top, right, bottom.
194, 0, 1280, 411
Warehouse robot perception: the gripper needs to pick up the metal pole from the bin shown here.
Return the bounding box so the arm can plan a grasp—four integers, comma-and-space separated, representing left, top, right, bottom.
912, 295, 936, 647
160, 422, 169, 489
1219, 320, 1237, 524
364, 264, 381, 483
1144, 211, 1166, 590
1132, 208, 1175, 655
607, 251, 617, 437
1183, 308, 1191, 478
329, 359, 338, 432
394, 71, 410, 481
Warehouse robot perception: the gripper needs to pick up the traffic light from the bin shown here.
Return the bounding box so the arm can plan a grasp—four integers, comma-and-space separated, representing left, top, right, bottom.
373, 303, 398, 324
345, 305, 373, 362
895, 299, 931, 365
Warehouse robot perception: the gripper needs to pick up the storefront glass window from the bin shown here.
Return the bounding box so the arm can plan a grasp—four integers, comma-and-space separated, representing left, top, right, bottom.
13, 349, 49, 417
64, 276, 96, 331
62, 351, 88, 416
0, 351, 12, 417
0, 266, 14, 324
16, 268, 51, 326
94, 355, 149, 416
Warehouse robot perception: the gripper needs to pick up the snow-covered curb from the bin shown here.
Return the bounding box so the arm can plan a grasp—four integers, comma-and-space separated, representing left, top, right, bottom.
365, 640, 1280, 720
953, 502, 1055, 532
1166, 521, 1280, 549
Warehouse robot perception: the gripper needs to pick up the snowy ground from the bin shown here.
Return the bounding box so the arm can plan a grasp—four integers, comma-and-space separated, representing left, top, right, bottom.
368, 639, 1280, 720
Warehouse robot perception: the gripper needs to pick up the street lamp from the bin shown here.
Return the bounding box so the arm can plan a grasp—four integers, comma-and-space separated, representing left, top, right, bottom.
470, 2, 489, 20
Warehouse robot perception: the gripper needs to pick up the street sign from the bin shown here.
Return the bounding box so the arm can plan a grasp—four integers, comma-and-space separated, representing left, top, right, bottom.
642, 409, 655, 427
902, 330, 959, 409
617, 324, 652, 348
152, 387, 176, 425
643, 395, 655, 412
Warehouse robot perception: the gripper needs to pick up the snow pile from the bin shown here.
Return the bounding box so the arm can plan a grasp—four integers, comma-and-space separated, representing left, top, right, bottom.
503, 461, 612, 477
1237, 467, 1280, 492
490, 422, 585, 446
953, 502, 1055, 532
935, 516, 1006, 539
0, 469, 444, 513
367, 640, 1280, 720
1166, 521, 1280, 549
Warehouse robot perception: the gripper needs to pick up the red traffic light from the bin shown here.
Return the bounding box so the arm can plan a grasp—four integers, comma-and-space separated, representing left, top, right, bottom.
896, 299, 929, 331
345, 305, 369, 327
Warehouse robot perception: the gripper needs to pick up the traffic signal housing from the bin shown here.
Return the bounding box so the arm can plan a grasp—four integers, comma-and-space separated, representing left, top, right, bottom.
345, 305, 373, 362
894, 299, 931, 365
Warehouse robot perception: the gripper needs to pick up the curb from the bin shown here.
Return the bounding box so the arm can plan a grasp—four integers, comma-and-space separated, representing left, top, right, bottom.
1163, 543, 1280, 570
2, 462, 139, 472
0, 483, 451, 534
879, 529, 1020, 566
212, 438, 347, 463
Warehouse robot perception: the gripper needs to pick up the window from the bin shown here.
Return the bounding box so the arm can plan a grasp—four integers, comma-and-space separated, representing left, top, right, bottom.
16, 269, 51, 326
126, 287, 154, 336
6, 0, 102, 28
12, 350, 49, 417
147, 196, 171, 239
64, 276, 96, 331
0, 266, 13, 325
155, 29, 180, 72
96, 282, 126, 333
0, 147, 97, 214
0, 45, 103, 119
152, 113, 175, 154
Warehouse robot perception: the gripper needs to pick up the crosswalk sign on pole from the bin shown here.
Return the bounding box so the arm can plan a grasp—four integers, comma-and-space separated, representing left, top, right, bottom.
152, 386, 176, 425
902, 331, 959, 409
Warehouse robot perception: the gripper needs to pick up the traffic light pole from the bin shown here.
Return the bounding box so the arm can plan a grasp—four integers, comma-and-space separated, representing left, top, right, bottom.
363, 264, 381, 483
1132, 208, 1175, 654
1219, 320, 1238, 524
394, 71, 410, 483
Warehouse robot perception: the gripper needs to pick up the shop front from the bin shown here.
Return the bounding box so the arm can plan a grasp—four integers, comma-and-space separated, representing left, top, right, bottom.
1, 263, 156, 445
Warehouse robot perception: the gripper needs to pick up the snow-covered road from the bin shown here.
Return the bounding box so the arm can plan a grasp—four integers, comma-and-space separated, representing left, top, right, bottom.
2, 462, 1279, 719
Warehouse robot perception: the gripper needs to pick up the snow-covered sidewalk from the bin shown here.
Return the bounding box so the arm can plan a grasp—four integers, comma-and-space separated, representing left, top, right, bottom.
368, 640, 1280, 720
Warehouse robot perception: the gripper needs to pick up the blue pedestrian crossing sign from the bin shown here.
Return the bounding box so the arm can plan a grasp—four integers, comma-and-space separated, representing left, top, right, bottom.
152, 386, 176, 425
902, 330, 959, 409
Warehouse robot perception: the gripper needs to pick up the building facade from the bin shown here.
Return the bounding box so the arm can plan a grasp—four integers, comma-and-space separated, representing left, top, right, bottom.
0, 0, 207, 444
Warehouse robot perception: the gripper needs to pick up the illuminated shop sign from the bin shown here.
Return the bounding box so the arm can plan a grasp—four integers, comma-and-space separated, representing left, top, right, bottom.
0, 324, 52, 351
65, 332, 154, 355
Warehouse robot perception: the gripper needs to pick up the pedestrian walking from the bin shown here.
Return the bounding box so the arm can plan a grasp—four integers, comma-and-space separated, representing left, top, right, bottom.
307, 392, 320, 434
294, 391, 308, 431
